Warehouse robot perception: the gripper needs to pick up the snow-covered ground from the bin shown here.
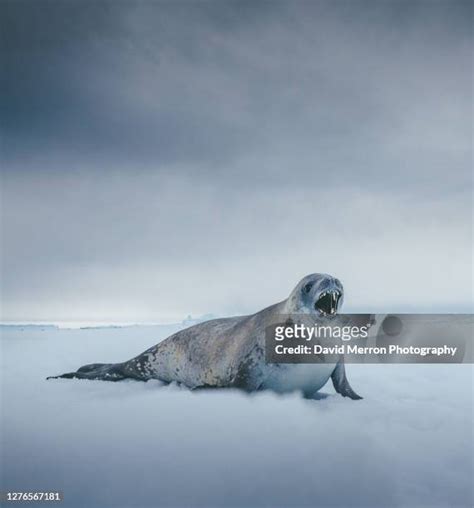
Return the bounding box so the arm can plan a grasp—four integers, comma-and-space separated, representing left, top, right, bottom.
1, 324, 472, 507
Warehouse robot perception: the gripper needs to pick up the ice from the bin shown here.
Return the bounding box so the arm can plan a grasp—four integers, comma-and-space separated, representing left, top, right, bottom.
1, 324, 472, 507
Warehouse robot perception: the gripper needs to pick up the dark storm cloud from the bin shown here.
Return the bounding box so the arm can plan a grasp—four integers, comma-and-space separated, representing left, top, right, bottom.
1, 1, 472, 321
1, 1, 273, 167
2, 0, 470, 178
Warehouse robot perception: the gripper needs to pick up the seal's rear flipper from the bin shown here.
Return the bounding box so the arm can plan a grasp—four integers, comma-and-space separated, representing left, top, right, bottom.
47, 363, 127, 382
331, 358, 363, 400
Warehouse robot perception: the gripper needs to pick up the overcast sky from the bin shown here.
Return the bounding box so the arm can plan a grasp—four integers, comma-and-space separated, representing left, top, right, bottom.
1, 0, 472, 323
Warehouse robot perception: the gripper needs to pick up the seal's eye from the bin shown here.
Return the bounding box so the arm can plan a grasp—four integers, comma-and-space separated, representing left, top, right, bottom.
303, 282, 314, 294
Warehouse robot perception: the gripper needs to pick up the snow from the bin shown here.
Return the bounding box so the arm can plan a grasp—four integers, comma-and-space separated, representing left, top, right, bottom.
1, 324, 472, 507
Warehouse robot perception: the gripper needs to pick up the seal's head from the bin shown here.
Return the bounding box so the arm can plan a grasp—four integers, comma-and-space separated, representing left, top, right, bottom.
285, 273, 344, 317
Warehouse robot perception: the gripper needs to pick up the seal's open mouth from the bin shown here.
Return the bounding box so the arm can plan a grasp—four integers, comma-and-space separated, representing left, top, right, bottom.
314, 290, 341, 316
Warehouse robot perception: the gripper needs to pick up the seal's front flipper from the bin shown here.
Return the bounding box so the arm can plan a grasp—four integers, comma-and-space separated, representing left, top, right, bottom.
331, 358, 363, 400
47, 363, 126, 382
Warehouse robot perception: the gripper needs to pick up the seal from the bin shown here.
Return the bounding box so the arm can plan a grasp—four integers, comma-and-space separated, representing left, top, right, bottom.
48, 273, 362, 400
